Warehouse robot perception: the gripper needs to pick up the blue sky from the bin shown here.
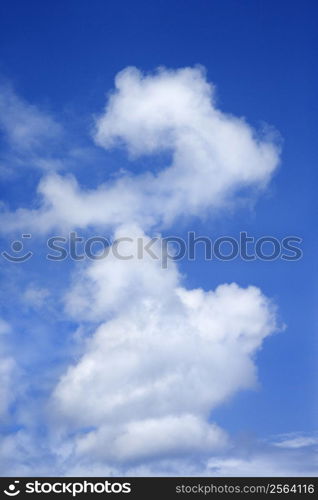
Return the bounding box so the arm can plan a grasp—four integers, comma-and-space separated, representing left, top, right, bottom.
0, 0, 317, 476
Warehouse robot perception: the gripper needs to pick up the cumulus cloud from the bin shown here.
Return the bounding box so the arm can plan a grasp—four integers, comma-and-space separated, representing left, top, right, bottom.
74, 416, 228, 463
49, 227, 278, 466
0, 67, 287, 474
0, 66, 279, 233
95, 67, 279, 208
39, 67, 282, 469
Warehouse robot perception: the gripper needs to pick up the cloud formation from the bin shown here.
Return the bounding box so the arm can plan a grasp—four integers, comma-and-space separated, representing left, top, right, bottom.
0, 67, 279, 233
0, 67, 288, 474
96, 67, 278, 210
52, 228, 277, 465
41, 67, 280, 469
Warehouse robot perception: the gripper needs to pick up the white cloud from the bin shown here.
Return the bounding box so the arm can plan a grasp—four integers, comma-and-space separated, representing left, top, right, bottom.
0, 66, 279, 233
42, 67, 282, 469
274, 434, 318, 449
0, 84, 61, 153
0, 67, 290, 475
94, 66, 279, 224
74, 416, 228, 463
1, 430, 316, 477
50, 228, 278, 466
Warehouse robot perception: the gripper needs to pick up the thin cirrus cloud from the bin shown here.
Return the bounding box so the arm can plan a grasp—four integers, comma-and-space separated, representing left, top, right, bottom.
0, 84, 89, 175
0, 66, 293, 474
274, 435, 318, 449
0, 318, 15, 419
0, 84, 61, 152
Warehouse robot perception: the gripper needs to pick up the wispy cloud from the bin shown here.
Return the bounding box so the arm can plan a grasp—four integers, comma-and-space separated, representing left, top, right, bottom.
0, 84, 62, 153
273, 433, 318, 449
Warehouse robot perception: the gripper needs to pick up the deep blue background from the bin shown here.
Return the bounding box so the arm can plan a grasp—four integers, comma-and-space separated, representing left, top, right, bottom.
0, 0, 316, 439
